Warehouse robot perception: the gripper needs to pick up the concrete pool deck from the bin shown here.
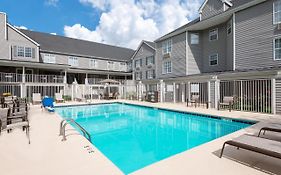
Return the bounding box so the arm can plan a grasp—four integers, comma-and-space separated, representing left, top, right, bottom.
0, 100, 281, 175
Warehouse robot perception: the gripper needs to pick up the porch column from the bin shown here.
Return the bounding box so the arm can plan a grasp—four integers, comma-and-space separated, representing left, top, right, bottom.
187, 82, 191, 101
63, 70, 67, 84
85, 73, 88, 85
208, 81, 211, 106
214, 78, 220, 109
22, 66, 25, 83
138, 81, 142, 101
181, 82, 185, 103
272, 78, 276, 114
173, 82, 176, 103
98, 86, 101, 100
21, 67, 26, 98
159, 80, 164, 102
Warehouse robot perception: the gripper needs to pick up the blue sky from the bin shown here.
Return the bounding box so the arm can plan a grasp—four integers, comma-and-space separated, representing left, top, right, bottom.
0, 0, 203, 49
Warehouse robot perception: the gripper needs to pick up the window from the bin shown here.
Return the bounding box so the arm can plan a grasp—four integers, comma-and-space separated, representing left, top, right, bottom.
162, 61, 172, 74
90, 59, 97, 68
146, 56, 154, 65
107, 61, 114, 70
162, 39, 172, 54
120, 62, 126, 71
274, 38, 281, 60
190, 33, 199, 44
274, 0, 281, 24
209, 28, 218, 41
25, 47, 32, 57
135, 59, 142, 68
68, 57, 78, 66
43, 54, 56, 63
146, 70, 155, 79
17, 46, 24, 57
209, 54, 218, 66
227, 21, 232, 35
135, 72, 142, 80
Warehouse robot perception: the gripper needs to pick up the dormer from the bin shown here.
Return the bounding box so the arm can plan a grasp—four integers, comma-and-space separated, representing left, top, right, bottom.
199, 0, 232, 21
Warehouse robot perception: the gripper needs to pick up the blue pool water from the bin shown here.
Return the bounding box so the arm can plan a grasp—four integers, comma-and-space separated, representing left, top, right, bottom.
56, 103, 252, 174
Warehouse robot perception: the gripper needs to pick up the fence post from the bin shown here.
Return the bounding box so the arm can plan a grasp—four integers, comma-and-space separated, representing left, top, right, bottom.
208, 81, 211, 106
213, 77, 220, 109
240, 80, 243, 111
272, 78, 276, 114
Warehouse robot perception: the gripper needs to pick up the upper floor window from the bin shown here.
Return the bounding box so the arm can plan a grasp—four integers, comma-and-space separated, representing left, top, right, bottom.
146, 70, 155, 79
135, 72, 142, 80
135, 59, 142, 68
107, 61, 114, 70
190, 33, 199, 44
68, 57, 78, 67
43, 54, 56, 64
90, 59, 97, 68
146, 56, 154, 65
162, 39, 172, 54
162, 61, 172, 74
25, 47, 32, 57
209, 53, 218, 66
119, 62, 127, 71
274, 38, 281, 60
227, 21, 232, 35
209, 28, 218, 41
274, 0, 281, 24
17, 46, 24, 57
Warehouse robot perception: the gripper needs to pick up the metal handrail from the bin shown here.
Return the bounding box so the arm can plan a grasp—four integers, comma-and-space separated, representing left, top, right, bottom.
59, 118, 91, 142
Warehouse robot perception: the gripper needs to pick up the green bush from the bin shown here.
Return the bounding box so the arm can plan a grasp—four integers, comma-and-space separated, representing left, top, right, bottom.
63, 95, 72, 101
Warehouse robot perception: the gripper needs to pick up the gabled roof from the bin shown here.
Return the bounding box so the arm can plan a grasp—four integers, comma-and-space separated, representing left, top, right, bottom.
131, 40, 155, 60
19, 29, 135, 61
199, 0, 233, 13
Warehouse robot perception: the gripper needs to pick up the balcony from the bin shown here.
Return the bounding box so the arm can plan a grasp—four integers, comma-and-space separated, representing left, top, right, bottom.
0, 72, 22, 83
25, 74, 64, 83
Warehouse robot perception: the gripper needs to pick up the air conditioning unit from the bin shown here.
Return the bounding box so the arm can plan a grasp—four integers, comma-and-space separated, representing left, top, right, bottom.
163, 53, 171, 59
278, 23, 281, 30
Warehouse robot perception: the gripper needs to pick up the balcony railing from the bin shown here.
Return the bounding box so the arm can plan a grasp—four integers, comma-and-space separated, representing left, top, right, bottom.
0, 72, 22, 83
25, 74, 64, 83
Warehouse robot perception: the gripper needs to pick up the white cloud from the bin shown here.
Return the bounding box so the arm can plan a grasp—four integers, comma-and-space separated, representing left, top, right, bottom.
50, 33, 57, 35
45, 0, 59, 7
15, 25, 28, 30
65, 0, 203, 49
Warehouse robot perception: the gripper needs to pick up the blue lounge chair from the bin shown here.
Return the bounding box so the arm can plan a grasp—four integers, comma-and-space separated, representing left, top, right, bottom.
42, 97, 55, 112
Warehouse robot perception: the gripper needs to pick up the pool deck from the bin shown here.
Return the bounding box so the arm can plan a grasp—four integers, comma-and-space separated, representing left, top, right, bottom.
1, 100, 281, 175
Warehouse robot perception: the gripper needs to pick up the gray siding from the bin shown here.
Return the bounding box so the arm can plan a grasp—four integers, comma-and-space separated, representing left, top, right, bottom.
235, 0, 281, 70
226, 19, 234, 71
201, 0, 224, 20
156, 32, 186, 79
0, 14, 38, 62
187, 32, 203, 75
132, 43, 156, 80
276, 79, 281, 114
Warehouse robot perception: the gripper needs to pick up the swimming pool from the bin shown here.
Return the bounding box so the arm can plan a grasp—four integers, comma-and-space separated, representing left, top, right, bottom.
56, 103, 253, 174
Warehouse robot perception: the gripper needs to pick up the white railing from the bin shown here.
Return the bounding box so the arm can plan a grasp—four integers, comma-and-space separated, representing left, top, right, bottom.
0, 72, 22, 83
25, 74, 64, 83
87, 78, 125, 85
220, 79, 272, 113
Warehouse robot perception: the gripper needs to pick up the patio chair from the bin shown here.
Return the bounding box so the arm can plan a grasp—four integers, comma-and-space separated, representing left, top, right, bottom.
32, 93, 42, 104
0, 108, 30, 144
187, 95, 200, 107
4, 96, 14, 107
220, 134, 281, 159
42, 97, 55, 112
257, 123, 281, 137
218, 96, 235, 112
55, 93, 64, 103
8, 103, 28, 124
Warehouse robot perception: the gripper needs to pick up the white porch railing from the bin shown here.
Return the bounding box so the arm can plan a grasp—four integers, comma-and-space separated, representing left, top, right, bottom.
87, 78, 125, 84
0, 72, 22, 83
25, 74, 64, 83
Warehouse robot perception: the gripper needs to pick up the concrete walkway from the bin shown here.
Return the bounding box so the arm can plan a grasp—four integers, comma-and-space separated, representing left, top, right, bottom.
0, 100, 281, 175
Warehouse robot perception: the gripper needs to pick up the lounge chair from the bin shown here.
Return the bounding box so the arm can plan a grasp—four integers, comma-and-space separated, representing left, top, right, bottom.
187, 95, 200, 107
220, 134, 281, 159
258, 123, 281, 137
42, 97, 55, 112
218, 96, 235, 111
0, 108, 30, 144
32, 93, 42, 104
55, 93, 64, 103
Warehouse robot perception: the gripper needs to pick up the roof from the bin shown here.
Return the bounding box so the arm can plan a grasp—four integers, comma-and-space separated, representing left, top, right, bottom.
143, 40, 155, 49
19, 29, 135, 61
130, 40, 155, 60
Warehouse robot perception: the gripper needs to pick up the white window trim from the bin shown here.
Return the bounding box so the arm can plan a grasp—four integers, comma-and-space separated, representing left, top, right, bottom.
135, 59, 141, 68
146, 56, 154, 65
107, 61, 114, 70
190, 33, 199, 45
90, 59, 98, 68
209, 28, 218, 41
209, 53, 219, 66
273, 37, 281, 60
43, 54, 56, 64
273, 1, 281, 25
147, 70, 154, 79
162, 39, 172, 54
68, 57, 78, 67
162, 61, 172, 74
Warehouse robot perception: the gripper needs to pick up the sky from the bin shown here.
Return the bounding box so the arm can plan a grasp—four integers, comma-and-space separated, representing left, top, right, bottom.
0, 0, 203, 49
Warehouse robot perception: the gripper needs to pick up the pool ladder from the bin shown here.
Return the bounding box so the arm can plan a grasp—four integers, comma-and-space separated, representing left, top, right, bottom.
59, 119, 92, 142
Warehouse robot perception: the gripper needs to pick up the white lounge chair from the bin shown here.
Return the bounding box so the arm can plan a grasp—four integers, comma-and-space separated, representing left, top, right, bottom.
55, 93, 64, 103
32, 93, 42, 104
